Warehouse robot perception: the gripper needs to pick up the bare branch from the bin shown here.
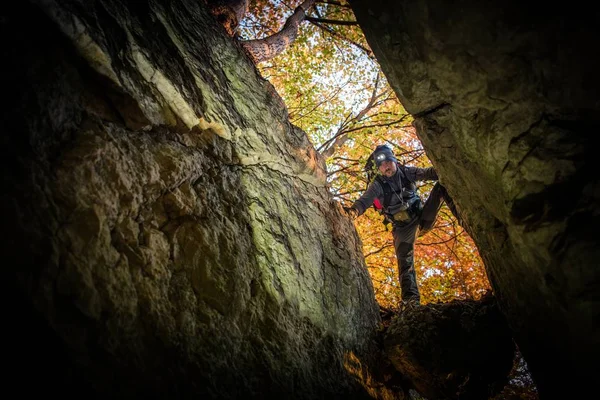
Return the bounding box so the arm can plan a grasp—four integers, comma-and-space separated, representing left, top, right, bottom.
318, 117, 411, 158
317, 72, 381, 154
364, 244, 394, 258
305, 17, 357, 25
317, 74, 413, 158
315, 0, 352, 8
290, 81, 349, 123
417, 234, 462, 246
340, 116, 411, 135
308, 20, 374, 59
329, 156, 361, 162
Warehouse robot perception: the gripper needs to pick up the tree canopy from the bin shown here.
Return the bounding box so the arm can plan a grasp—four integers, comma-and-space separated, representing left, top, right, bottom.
237, 0, 491, 308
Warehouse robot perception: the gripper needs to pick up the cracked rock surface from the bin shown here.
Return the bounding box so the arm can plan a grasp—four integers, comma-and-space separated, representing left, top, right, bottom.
1, 1, 396, 398
350, 0, 600, 397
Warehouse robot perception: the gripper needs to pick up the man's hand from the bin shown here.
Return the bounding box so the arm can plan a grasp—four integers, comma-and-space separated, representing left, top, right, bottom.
343, 206, 358, 220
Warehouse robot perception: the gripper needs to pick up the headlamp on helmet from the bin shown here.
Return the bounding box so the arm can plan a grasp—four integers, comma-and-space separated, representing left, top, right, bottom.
373, 146, 397, 168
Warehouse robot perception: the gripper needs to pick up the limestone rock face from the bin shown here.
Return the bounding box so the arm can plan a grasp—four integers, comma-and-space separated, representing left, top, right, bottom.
1, 1, 395, 398
349, 0, 600, 397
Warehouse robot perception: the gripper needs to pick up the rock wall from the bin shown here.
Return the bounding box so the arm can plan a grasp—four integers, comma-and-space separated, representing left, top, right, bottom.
1, 1, 394, 398
349, 0, 599, 397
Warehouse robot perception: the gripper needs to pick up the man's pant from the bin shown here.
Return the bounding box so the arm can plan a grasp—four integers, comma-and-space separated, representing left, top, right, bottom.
392, 183, 459, 303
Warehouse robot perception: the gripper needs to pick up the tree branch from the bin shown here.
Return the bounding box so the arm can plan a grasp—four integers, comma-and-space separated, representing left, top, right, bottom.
340, 116, 411, 135
364, 244, 394, 258
305, 17, 357, 25
308, 20, 374, 59
317, 72, 381, 155
240, 0, 317, 63
290, 80, 349, 123
315, 0, 352, 8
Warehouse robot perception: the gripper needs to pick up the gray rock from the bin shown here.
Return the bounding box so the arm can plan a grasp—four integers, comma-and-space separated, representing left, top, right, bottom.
1, 0, 395, 398
350, 0, 600, 397
384, 294, 514, 400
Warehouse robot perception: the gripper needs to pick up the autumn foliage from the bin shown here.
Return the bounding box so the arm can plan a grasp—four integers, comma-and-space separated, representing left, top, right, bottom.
238, 0, 491, 308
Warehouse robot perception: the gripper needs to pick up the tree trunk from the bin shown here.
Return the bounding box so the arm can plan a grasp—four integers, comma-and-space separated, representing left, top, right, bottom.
241, 0, 316, 63
205, 0, 249, 36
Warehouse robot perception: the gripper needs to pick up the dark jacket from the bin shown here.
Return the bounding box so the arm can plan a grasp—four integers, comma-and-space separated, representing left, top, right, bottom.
352, 165, 438, 219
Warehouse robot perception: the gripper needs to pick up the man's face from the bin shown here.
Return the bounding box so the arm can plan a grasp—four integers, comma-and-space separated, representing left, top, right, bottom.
378, 160, 397, 177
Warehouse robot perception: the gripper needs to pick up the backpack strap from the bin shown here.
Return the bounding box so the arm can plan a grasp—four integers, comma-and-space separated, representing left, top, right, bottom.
375, 163, 416, 211
374, 175, 393, 210
365, 156, 415, 213
396, 163, 412, 184
396, 163, 418, 193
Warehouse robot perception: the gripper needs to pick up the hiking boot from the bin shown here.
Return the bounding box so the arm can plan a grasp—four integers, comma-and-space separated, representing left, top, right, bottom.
400, 298, 420, 311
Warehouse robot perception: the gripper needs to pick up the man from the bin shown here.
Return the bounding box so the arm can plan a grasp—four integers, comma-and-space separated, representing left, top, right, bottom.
344, 144, 460, 307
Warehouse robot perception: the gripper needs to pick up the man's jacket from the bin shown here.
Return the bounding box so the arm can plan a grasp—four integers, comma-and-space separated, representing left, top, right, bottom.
352, 165, 438, 221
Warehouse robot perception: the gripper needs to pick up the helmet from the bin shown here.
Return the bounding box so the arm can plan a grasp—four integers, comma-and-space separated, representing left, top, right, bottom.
372, 145, 397, 168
